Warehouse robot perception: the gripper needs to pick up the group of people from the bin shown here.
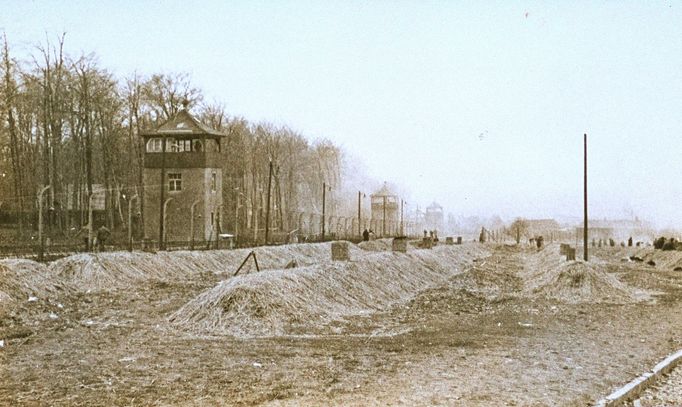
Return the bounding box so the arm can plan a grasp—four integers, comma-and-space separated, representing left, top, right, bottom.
424, 230, 439, 242
74, 224, 111, 251
362, 228, 375, 241
529, 235, 544, 249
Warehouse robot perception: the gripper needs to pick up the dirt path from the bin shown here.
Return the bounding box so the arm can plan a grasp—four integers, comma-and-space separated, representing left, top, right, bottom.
2, 244, 682, 406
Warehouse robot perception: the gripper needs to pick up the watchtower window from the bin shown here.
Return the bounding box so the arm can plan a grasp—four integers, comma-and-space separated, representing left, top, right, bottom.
192, 139, 203, 152
170, 139, 192, 152
211, 172, 217, 192
146, 138, 163, 152
168, 173, 182, 191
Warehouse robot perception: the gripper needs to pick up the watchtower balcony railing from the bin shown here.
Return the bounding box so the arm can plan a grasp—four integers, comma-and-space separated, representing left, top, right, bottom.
144, 151, 223, 168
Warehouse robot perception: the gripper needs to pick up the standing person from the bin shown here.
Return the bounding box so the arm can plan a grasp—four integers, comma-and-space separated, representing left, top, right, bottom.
536, 235, 544, 249
75, 223, 91, 251
96, 225, 111, 252
362, 228, 370, 242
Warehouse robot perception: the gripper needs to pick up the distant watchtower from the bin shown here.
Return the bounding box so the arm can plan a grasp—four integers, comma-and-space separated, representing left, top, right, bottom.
424, 201, 444, 232
371, 182, 399, 237
141, 104, 224, 248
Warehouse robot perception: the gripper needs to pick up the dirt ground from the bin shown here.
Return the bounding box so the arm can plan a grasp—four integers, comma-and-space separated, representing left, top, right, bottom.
2, 243, 682, 406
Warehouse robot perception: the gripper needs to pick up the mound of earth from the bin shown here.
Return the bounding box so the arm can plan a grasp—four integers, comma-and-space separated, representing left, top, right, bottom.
0, 259, 70, 318
447, 255, 523, 300
169, 245, 488, 337
47, 242, 359, 292
526, 259, 648, 304
357, 239, 393, 252
640, 249, 682, 271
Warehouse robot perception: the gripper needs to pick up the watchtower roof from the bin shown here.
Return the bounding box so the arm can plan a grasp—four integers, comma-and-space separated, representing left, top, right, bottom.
427, 201, 443, 211
371, 182, 396, 197
141, 109, 224, 138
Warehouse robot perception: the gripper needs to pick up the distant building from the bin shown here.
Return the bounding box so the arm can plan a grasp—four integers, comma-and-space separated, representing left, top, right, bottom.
525, 219, 561, 238
576, 218, 652, 243
424, 201, 444, 232
575, 226, 612, 242
141, 106, 225, 244
370, 182, 400, 237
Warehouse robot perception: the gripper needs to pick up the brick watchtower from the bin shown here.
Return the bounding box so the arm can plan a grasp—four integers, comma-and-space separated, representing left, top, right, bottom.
370, 182, 400, 237
424, 201, 444, 233
141, 106, 224, 248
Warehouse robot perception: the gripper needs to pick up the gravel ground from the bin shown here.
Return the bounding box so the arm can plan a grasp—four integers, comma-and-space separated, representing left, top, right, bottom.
2, 243, 682, 406
633, 365, 682, 406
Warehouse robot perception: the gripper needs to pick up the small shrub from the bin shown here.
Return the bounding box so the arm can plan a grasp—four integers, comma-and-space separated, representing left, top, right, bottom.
654, 237, 666, 250
662, 240, 676, 251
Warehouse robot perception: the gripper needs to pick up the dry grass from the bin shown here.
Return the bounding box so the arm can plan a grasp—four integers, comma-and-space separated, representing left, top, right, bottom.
0, 259, 70, 303
45, 242, 350, 292
522, 245, 650, 304
0, 259, 71, 322
357, 238, 393, 252
169, 244, 489, 337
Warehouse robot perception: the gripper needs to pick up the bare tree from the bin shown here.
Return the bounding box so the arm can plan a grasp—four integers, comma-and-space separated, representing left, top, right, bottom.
141, 72, 202, 121
507, 218, 530, 244
1, 33, 24, 236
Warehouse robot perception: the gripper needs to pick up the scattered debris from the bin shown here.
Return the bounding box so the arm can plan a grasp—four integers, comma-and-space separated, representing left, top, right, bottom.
118, 357, 136, 363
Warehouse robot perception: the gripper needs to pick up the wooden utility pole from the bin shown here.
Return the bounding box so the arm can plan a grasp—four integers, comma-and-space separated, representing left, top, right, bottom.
584, 133, 589, 261
37, 185, 51, 261
264, 160, 273, 245
321, 182, 327, 241
88, 193, 94, 251
162, 197, 173, 248
357, 191, 362, 238
400, 199, 405, 236
382, 196, 387, 237
190, 199, 200, 250
159, 136, 167, 250
234, 191, 240, 244
128, 194, 138, 252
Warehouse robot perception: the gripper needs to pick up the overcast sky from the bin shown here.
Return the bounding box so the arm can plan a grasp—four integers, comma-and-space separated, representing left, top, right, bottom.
2, 1, 681, 227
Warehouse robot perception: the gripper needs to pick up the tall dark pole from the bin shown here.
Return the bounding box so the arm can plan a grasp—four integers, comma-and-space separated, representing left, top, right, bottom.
159, 136, 167, 250
400, 199, 404, 236
584, 133, 589, 261
234, 191, 240, 245
382, 196, 386, 237
322, 182, 326, 241
129, 195, 138, 252
264, 160, 273, 245
357, 191, 362, 238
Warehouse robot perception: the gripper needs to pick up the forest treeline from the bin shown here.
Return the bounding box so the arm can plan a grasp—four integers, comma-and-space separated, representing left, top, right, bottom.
0, 34, 364, 241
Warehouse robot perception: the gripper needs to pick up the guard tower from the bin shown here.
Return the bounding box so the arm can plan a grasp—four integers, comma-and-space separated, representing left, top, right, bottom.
370, 182, 400, 237
141, 105, 224, 247
424, 201, 444, 232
